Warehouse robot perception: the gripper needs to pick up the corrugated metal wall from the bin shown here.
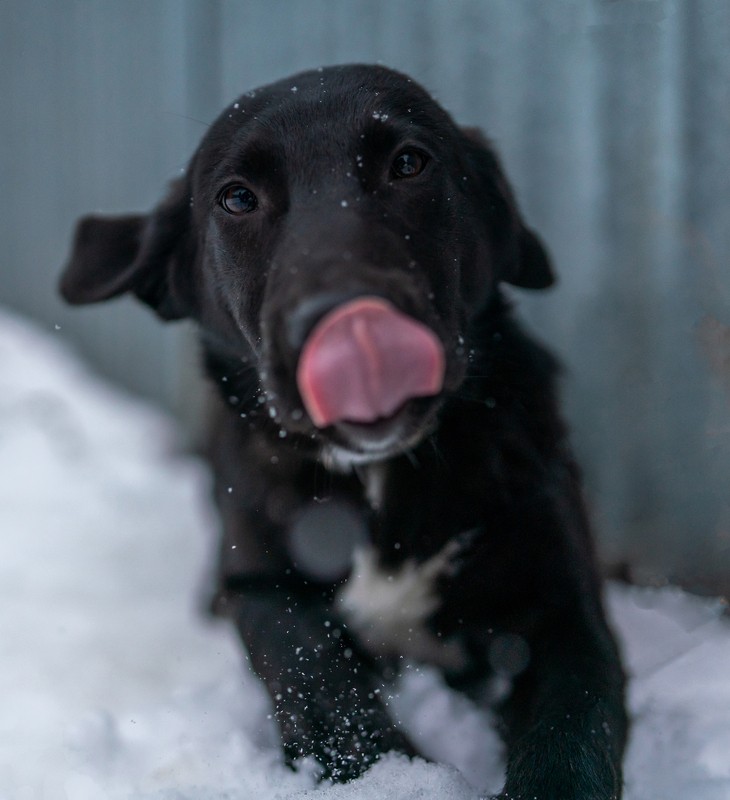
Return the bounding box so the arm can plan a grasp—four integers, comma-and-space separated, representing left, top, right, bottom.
1, 0, 728, 593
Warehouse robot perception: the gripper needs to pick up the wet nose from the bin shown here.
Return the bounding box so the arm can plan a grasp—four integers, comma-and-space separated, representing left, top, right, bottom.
285, 289, 374, 350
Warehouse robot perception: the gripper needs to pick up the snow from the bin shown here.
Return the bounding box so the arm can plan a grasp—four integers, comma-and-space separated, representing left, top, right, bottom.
0, 306, 729, 800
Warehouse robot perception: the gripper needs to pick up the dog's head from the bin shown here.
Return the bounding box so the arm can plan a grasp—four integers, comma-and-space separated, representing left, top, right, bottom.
61, 64, 553, 463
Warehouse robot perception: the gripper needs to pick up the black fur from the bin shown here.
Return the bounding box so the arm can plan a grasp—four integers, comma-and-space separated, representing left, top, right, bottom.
61, 65, 627, 798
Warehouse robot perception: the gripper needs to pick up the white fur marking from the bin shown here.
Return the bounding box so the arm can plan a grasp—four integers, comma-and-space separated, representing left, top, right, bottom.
363, 462, 386, 511
336, 544, 466, 669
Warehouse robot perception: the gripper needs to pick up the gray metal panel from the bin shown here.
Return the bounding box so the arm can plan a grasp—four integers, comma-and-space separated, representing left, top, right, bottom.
1, 0, 728, 591
0, 0, 195, 408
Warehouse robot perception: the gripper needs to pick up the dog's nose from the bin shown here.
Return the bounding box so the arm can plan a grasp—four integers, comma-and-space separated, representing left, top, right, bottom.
286, 290, 371, 349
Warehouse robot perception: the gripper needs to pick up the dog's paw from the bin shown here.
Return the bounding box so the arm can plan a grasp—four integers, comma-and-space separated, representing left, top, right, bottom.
278, 698, 418, 783
298, 724, 417, 783
497, 724, 621, 800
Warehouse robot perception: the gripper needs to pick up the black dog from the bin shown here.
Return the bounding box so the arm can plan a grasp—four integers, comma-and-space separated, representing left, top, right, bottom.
60, 65, 627, 799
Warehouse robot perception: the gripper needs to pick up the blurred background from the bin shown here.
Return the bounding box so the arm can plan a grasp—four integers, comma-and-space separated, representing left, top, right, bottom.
1, 0, 728, 595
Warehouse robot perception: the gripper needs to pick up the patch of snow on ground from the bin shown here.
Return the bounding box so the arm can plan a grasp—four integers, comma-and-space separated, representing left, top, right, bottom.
0, 307, 728, 800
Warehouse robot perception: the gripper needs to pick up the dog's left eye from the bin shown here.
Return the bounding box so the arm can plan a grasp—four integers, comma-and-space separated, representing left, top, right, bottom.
391, 150, 428, 179
220, 185, 258, 214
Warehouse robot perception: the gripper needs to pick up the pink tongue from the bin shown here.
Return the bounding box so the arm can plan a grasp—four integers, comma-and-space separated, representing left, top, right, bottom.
297, 296, 445, 427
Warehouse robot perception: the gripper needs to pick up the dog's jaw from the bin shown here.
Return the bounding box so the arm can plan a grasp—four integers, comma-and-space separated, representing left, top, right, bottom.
318, 396, 443, 468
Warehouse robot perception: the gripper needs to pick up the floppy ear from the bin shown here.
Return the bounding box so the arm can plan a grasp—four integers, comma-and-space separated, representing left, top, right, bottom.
59, 179, 194, 320
461, 127, 555, 290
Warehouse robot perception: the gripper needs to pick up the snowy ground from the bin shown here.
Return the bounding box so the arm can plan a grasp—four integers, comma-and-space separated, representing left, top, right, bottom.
1, 306, 729, 800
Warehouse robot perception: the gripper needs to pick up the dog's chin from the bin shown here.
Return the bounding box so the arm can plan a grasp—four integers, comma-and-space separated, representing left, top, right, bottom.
319, 397, 440, 469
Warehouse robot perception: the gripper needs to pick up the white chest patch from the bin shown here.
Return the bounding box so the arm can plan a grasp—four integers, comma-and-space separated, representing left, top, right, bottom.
336, 543, 466, 670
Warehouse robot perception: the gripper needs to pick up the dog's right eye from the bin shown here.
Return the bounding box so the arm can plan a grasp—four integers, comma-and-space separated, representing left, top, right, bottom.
391, 149, 428, 179
219, 185, 258, 214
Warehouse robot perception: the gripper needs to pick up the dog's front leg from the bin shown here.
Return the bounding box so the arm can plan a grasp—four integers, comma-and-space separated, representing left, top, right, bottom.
493, 616, 627, 800
231, 588, 417, 781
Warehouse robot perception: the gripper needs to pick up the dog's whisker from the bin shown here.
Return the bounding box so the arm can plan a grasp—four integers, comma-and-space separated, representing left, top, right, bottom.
428, 435, 447, 466
161, 110, 212, 129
